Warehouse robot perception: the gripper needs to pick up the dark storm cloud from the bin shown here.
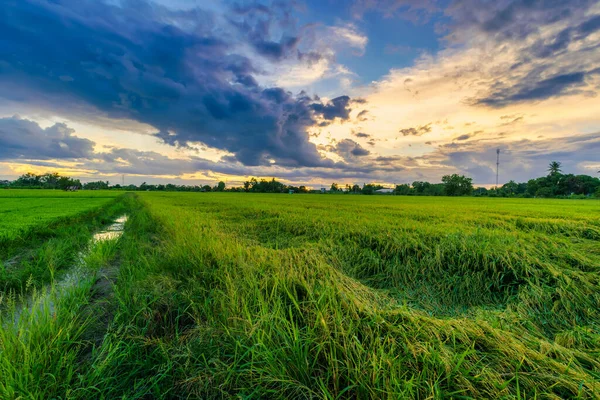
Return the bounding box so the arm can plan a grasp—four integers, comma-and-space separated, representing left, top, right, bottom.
477, 70, 600, 107
399, 123, 432, 136
0, 117, 384, 182
253, 37, 300, 61
0, 116, 94, 160
332, 139, 371, 160
447, 0, 597, 40
351, 146, 371, 157
578, 14, 600, 35
310, 96, 353, 121
352, 131, 371, 138
229, 3, 301, 61
446, 0, 600, 107
0, 0, 355, 168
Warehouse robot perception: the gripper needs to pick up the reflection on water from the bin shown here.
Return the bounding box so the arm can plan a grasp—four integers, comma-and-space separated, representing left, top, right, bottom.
5, 215, 128, 324
93, 215, 128, 242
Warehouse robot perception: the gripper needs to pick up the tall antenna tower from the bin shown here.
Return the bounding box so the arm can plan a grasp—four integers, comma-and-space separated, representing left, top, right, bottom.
495, 149, 500, 189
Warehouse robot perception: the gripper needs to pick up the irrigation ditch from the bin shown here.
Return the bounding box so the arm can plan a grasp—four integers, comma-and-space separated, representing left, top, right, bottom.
5, 214, 128, 325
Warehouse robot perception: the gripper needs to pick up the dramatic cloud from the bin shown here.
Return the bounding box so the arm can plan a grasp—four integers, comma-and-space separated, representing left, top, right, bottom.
0, 0, 357, 169
0, 116, 94, 160
321, 139, 371, 161
445, 0, 600, 106
1, 0, 599, 186
310, 96, 353, 122
478, 70, 600, 107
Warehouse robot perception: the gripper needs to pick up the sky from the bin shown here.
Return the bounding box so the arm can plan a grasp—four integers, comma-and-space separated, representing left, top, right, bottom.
0, 0, 599, 188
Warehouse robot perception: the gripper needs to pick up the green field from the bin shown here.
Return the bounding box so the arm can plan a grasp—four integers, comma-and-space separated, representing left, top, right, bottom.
1, 192, 599, 398
0, 189, 121, 242
0, 190, 126, 293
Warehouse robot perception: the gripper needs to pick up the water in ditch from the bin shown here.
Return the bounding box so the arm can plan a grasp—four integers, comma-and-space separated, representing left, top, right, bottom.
5, 215, 128, 324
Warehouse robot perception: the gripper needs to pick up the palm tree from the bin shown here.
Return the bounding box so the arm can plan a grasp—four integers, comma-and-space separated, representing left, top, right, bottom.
548, 161, 562, 175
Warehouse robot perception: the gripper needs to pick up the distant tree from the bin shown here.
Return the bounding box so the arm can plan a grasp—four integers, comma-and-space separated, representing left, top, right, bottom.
243, 181, 251, 192
202, 185, 212, 192
361, 183, 383, 195
473, 187, 488, 196
441, 174, 473, 196
83, 180, 109, 190
361, 184, 375, 195
535, 187, 553, 198
13, 172, 41, 187
394, 184, 411, 195
351, 184, 360, 193
501, 180, 518, 196
330, 183, 339, 192
57, 176, 81, 190
298, 185, 308, 193
548, 161, 562, 176
39, 172, 60, 189
412, 181, 431, 195
216, 181, 226, 192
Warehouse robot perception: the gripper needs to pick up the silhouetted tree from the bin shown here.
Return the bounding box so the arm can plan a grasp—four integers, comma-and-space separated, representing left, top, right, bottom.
394, 184, 411, 195
548, 161, 562, 176
442, 174, 473, 196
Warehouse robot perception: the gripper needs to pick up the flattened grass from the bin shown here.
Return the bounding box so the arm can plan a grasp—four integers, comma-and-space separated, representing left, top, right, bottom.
76, 193, 598, 398
1, 193, 598, 398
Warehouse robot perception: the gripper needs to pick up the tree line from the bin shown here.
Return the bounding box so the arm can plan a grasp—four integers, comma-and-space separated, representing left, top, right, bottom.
2, 162, 599, 198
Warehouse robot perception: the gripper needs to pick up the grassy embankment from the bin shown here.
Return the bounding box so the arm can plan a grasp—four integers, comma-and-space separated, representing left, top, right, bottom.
0, 190, 124, 294
0, 190, 135, 398
1, 192, 599, 398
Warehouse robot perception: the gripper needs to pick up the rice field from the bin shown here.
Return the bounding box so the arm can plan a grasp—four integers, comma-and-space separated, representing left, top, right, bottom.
0, 191, 599, 398
0, 190, 126, 294
0, 189, 120, 242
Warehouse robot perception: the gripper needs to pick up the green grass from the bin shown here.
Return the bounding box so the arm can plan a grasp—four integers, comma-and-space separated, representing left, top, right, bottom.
0, 189, 120, 242
0, 190, 127, 294
1, 193, 599, 398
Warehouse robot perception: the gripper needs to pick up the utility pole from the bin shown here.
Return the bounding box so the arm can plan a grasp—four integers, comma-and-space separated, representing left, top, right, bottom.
495, 149, 500, 189
122, 174, 125, 186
